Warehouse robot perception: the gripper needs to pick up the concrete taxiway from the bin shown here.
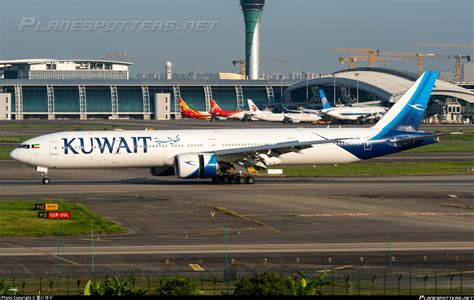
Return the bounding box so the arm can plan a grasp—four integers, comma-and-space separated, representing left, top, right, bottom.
0, 160, 473, 274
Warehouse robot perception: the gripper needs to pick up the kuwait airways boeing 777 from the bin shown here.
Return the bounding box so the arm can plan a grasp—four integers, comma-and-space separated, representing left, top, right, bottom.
11, 71, 441, 185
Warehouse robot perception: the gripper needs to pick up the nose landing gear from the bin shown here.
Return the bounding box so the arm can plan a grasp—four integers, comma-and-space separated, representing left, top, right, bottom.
36, 166, 50, 185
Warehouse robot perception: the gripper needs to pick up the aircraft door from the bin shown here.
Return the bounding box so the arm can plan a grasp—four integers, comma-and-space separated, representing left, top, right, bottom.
208, 138, 216, 151
364, 142, 372, 151
49, 141, 58, 155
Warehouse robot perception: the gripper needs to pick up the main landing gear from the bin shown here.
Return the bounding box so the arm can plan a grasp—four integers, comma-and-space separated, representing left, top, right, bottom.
212, 173, 255, 184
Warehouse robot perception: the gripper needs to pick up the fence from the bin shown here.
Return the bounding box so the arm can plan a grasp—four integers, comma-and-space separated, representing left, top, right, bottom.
1, 267, 473, 296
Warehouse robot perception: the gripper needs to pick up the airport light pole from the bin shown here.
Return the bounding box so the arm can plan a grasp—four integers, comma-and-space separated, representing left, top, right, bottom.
224, 223, 229, 292
57, 225, 60, 275
91, 224, 95, 282
303, 72, 309, 103
355, 73, 359, 103
387, 222, 392, 273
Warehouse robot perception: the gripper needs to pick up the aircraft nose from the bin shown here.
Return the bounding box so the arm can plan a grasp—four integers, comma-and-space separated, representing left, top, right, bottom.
10, 148, 27, 163
10, 148, 19, 161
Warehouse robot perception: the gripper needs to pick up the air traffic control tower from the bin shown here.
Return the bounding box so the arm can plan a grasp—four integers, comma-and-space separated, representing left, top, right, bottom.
240, 0, 265, 80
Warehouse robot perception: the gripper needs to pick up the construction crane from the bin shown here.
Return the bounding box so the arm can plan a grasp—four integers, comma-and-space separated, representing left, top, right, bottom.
414, 42, 474, 81
415, 42, 474, 49
333, 48, 380, 66
437, 54, 471, 82
378, 52, 437, 74
379, 52, 471, 80
337, 55, 386, 69
232, 59, 246, 79
232, 58, 288, 79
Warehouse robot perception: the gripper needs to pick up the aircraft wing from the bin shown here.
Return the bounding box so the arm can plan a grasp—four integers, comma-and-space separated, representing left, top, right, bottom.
215, 138, 342, 157
303, 108, 321, 114
212, 137, 344, 170
282, 104, 303, 113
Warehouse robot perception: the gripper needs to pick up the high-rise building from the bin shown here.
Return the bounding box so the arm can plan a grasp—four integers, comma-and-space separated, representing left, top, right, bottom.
165, 61, 173, 80
240, 0, 265, 80
463, 63, 474, 82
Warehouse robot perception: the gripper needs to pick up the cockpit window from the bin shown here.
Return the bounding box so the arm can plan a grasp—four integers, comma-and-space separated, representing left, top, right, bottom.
19, 144, 31, 149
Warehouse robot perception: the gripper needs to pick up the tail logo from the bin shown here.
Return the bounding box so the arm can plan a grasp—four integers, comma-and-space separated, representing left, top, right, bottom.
250, 104, 257, 112
322, 98, 328, 106
409, 104, 424, 111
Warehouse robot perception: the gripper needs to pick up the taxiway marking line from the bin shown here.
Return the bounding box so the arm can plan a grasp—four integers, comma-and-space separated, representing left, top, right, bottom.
189, 264, 206, 272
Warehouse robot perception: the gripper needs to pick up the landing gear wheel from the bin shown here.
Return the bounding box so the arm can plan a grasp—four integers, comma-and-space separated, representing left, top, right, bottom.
229, 175, 238, 184
211, 176, 218, 183
238, 176, 246, 184
246, 176, 255, 184
42, 177, 50, 185
222, 175, 230, 184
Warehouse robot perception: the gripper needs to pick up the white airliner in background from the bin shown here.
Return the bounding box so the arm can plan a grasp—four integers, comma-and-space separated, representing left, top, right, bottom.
319, 89, 388, 123
11, 71, 441, 185
248, 100, 322, 123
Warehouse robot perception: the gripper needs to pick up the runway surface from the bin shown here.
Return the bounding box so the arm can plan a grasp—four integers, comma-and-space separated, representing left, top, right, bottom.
3, 242, 474, 256
0, 160, 473, 273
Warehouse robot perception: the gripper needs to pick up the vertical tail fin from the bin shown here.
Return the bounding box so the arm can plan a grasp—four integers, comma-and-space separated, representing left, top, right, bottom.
210, 99, 222, 113
179, 98, 189, 111
371, 71, 438, 139
247, 99, 261, 113
319, 89, 331, 109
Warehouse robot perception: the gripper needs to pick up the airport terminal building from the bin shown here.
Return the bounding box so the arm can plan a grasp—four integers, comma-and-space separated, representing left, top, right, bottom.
0, 59, 295, 120
287, 68, 474, 123
0, 60, 473, 123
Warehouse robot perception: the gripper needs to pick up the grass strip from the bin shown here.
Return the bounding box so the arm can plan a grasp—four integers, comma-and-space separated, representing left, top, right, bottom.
273, 161, 474, 177
0, 136, 32, 144
407, 143, 474, 153
0, 200, 126, 237
0, 146, 15, 160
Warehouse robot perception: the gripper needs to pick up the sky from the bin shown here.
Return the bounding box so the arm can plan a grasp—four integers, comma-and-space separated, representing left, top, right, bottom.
0, 0, 473, 75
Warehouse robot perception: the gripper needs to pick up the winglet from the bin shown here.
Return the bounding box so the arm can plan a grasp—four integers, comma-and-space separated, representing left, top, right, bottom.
319, 89, 331, 109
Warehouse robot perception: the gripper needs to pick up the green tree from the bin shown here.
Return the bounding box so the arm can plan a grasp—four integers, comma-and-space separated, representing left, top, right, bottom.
84, 276, 146, 296
295, 271, 331, 296
233, 271, 331, 296
233, 272, 297, 296
0, 278, 17, 296
155, 276, 204, 296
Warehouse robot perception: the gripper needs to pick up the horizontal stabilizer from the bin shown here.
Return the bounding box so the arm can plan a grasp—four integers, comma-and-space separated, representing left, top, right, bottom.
388, 132, 447, 146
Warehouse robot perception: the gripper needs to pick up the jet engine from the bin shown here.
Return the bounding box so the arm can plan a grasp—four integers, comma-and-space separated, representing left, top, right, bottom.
174, 153, 218, 179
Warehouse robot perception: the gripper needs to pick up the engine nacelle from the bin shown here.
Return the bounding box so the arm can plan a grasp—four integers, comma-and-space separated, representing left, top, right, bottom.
174, 153, 218, 179
150, 167, 175, 176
